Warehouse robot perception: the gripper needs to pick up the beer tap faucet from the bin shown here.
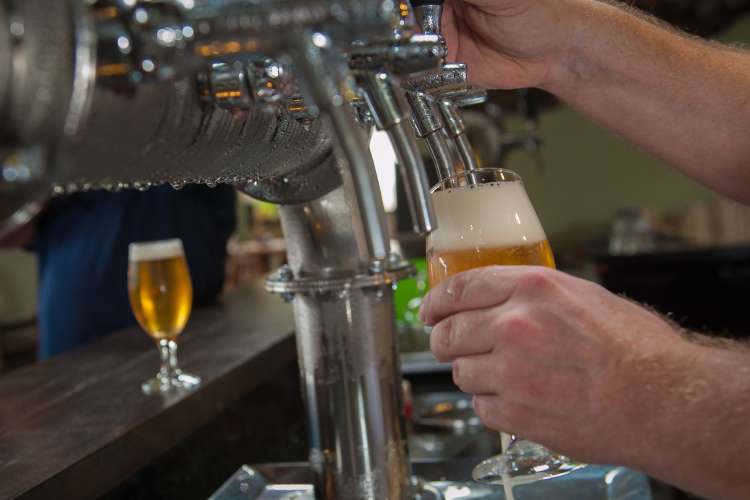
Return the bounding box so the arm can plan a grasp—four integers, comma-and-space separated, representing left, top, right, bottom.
404, 0, 486, 180
349, 35, 442, 235
437, 89, 486, 173
404, 83, 457, 182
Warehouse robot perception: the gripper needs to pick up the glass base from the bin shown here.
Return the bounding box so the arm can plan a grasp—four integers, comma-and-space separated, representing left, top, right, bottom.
141, 370, 201, 395
472, 441, 585, 486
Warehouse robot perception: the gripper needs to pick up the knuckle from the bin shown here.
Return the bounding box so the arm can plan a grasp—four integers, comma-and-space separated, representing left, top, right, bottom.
497, 312, 537, 340
506, 312, 534, 333
518, 267, 557, 294
430, 317, 454, 361
448, 272, 471, 304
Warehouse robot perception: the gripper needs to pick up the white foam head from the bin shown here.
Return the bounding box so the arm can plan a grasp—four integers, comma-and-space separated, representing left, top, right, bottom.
429, 180, 547, 252
129, 239, 185, 262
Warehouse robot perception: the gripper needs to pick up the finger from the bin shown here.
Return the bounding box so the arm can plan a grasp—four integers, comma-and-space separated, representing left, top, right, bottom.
421, 266, 532, 326
421, 266, 565, 326
452, 354, 502, 395
453, 350, 583, 406
430, 308, 499, 362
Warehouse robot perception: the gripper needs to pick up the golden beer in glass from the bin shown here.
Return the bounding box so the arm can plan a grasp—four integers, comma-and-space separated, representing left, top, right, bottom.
427, 168, 582, 486
128, 239, 201, 394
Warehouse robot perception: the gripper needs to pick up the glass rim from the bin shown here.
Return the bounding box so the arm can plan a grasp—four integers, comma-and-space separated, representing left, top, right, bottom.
430, 168, 523, 194
129, 238, 185, 262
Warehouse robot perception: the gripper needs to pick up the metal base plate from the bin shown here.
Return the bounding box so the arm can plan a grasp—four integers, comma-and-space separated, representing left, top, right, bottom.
209, 460, 653, 500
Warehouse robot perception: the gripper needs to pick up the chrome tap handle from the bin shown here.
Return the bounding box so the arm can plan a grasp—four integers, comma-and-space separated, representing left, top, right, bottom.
438, 98, 479, 172
402, 63, 469, 181
290, 32, 390, 267
402, 63, 468, 180
361, 72, 436, 235
406, 0, 487, 177
405, 91, 455, 181
350, 33, 441, 236
410, 0, 444, 40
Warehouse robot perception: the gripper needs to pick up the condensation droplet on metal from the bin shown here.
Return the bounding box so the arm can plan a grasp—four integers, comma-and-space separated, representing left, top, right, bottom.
170, 180, 186, 191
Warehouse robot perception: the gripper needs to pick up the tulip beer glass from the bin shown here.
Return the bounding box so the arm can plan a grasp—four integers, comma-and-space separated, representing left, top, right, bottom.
427, 168, 583, 485
128, 239, 201, 394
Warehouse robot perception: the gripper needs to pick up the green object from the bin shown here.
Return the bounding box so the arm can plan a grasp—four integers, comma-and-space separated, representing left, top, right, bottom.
394, 258, 428, 328
253, 200, 279, 219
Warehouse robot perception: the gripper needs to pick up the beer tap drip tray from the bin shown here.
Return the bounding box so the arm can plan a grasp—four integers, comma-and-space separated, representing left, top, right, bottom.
209, 460, 653, 499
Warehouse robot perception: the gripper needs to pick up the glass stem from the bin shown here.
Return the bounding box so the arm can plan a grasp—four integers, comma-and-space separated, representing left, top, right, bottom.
158, 339, 179, 378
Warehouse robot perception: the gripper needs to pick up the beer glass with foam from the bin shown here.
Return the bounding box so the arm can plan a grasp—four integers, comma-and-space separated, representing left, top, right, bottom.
427, 168, 583, 486
128, 239, 201, 394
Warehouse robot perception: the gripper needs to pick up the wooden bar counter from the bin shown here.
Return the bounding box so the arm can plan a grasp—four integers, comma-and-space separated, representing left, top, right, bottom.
0, 283, 297, 500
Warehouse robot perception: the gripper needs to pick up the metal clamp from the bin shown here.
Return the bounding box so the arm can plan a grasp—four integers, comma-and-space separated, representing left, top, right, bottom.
266, 261, 415, 298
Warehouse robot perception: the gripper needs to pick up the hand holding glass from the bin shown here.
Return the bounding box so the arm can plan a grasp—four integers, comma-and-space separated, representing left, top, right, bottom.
128, 239, 201, 394
426, 168, 583, 485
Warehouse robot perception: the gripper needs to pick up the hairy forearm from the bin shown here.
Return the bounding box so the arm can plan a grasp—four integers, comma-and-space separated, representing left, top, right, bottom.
542, 0, 750, 203
618, 336, 750, 499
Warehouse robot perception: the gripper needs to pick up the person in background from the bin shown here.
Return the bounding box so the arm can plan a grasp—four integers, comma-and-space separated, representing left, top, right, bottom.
34, 185, 235, 359
421, 1, 750, 499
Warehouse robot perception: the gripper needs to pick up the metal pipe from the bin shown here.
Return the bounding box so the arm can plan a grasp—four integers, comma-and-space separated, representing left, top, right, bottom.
289, 32, 390, 266
387, 121, 436, 234
405, 90, 456, 181
438, 99, 479, 173
360, 71, 436, 235
425, 131, 456, 181
275, 186, 411, 500
454, 134, 478, 172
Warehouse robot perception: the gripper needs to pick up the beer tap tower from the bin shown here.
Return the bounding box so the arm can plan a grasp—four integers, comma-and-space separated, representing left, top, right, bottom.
0, 0, 477, 498
265, 3, 490, 496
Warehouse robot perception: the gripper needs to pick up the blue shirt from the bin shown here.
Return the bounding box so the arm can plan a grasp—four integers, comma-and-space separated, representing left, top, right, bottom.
34, 185, 236, 359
